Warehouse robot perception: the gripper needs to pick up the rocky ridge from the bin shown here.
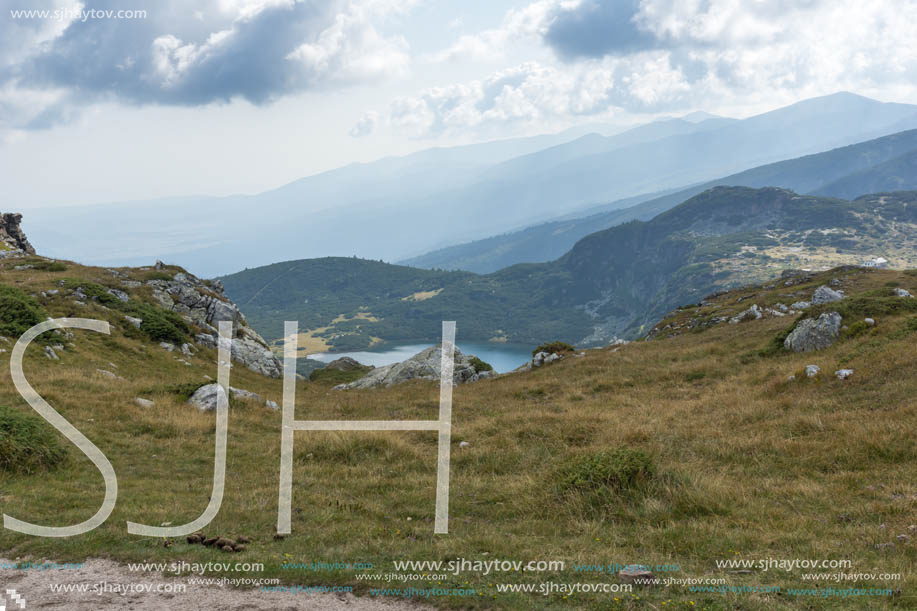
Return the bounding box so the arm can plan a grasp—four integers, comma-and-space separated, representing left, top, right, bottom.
334, 344, 494, 390
140, 261, 282, 378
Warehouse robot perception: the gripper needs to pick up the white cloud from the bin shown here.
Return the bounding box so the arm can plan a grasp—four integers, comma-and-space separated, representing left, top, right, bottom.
349, 110, 379, 136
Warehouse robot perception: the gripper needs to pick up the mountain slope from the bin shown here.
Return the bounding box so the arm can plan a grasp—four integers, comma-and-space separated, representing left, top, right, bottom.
813, 149, 917, 199
405, 128, 917, 273
4, 246, 917, 609
223, 187, 917, 349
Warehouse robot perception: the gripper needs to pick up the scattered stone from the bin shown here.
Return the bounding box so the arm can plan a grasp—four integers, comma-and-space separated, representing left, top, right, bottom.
787, 375, 796, 381
835, 369, 854, 380
134, 398, 155, 408
124, 315, 142, 328
459, 441, 470, 448
159, 342, 175, 352
784, 312, 843, 352
106, 288, 129, 302
812, 285, 845, 304
864, 318, 875, 326
188, 383, 228, 412
229, 387, 262, 402
619, 565, 658, 585
791, 301, 811, 310
44, 346, 59, 360
730, 304, 763, 324
897, 534, 909, 542
265, 400, 279, 410
180, 343, 195, 357
96, 369, 123, 380
893, 288, 913, 298
805, 365, 821, 378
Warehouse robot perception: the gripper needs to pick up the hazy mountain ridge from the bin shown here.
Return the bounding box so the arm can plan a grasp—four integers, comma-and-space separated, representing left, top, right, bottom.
222, 187, 917, 349
404, 128, 917, 273
27, 93, 917, 277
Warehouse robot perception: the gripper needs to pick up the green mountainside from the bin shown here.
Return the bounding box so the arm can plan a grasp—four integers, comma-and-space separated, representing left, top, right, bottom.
222, 187, 917, 350
403, 129, 917, 273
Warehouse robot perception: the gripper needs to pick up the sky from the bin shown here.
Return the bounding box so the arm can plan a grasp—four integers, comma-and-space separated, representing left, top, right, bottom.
1, 0, 916, 209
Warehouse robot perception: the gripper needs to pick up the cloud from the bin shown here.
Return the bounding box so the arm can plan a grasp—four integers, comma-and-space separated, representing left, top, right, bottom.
544, 0, 657, 60
0, 0, 413, 131
410, 0, 917, 132
370, 55, 694, 137
349, 110, 379, 136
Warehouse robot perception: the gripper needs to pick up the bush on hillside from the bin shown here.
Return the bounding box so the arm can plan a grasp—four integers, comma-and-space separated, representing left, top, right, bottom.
559, 448, 655, 495
0, 284, 45, 339
0, 404, 67, 473
468, 356, 494, 373
532, 341, 575, 357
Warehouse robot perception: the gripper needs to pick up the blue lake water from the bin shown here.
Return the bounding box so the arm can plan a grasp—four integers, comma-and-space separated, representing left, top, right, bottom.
307, 341, 533, 373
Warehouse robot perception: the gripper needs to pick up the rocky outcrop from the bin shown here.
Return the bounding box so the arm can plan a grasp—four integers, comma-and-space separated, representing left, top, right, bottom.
0, 213, 35, 256
143, 263, 282, 378
811, 285, 844, 304
784, 312, 843, 352
324, 356, 370, 372
334, 345, 493, 390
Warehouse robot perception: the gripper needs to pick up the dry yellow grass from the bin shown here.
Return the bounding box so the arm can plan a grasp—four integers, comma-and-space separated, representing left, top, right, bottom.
0, 259, 915, 609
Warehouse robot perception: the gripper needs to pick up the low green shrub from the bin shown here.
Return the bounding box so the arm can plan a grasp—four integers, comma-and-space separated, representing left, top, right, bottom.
0, 405, 67, 473
0, 284, 45, 339
532, 341, 575, 357
558, 448, 655, 495
468, 356, 493, 373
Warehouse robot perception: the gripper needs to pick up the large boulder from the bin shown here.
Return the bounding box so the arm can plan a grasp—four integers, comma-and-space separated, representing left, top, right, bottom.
229, 337, 283, 378
324, 356, 369, 372
334, 345, 493, 390
188, 383, 228, 411
784, 312, 843, 352
811, 285, 844, 304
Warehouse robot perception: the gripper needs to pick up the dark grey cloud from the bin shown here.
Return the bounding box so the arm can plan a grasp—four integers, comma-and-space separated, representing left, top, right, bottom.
13, 0, 331, 106
543, 0, 659, 60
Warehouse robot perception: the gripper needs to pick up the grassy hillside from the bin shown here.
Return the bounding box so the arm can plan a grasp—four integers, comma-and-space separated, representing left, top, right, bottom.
405, 129, 917, 274
2, 257, 916, 609
222, 187, 917, 349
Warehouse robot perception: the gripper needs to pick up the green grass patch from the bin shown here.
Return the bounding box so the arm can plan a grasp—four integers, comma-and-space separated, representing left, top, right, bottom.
0, 405, 67, 473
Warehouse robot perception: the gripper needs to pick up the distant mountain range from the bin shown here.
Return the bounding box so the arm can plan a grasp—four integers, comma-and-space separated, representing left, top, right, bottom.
402, 128, 917, 273
27, 92, 917, 277
221, 187, 917, 349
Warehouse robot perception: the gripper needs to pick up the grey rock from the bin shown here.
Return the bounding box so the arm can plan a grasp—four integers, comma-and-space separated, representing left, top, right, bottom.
121, 280, 142, 289
229, 337, 282, 378
784, 312, 843, 352
181, 343, 195, 357
893, 288, 913, 298
812, 285, 844, 304
44, 346, 59, 360
324, 356, 368, 371
791, 301, 811, 310
188, 383, 228, 411
775, 303, 789, 313
134, 398, 155, 408
459, 441, 470, 448
265, 400, 279, 410
864, 318, 875, 326
195, 333, 218, 348
335, 345, 489, 390
835, 369, 854, 380
124, 315, 142, 328
805, 365, 821, 378
229, 387, 262, 402
544, 352, 561, 364
730, 304, 762, 324
96, 369, 123, 380
159, 342, 175, 352
106, 288, 130, 302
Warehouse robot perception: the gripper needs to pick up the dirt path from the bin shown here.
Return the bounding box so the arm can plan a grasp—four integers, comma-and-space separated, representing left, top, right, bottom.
0, 558, 432, 610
